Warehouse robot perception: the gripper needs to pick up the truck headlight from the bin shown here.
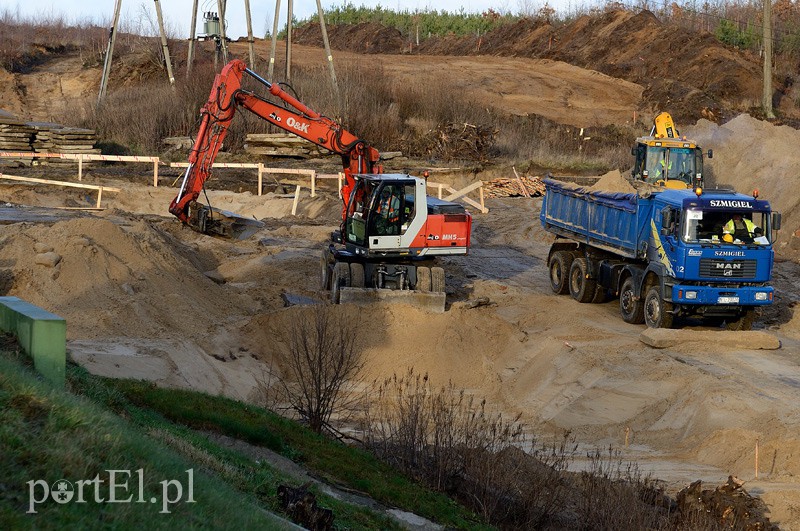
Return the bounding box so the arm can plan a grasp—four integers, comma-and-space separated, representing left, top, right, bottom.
685, 291, 697, 300
755, 292, 768, 301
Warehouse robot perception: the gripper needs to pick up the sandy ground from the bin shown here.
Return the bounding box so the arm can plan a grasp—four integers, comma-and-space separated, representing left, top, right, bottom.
2, 115, 800, 526
1, 34, 800, 527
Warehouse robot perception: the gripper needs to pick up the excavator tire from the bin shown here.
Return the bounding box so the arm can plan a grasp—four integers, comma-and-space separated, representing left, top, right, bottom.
416, 266, 432, 292
350, 262, 365, 288
320, 250, 333, 290
330, 262, 350, 304
431, 267, 446, 293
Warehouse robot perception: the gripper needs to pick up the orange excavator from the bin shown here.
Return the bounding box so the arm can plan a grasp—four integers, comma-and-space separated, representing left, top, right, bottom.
169, 59, 472, 306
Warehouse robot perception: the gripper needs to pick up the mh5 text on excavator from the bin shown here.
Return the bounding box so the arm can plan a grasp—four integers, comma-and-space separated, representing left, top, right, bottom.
169, 59, 472, 309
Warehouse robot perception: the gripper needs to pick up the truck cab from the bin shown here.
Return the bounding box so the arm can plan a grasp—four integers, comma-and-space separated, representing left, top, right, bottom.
648, 188, 779, 326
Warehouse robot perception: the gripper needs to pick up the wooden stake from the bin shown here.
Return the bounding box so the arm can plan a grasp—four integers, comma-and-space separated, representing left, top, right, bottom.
291, 185, 301, 215
625, 427, 630, 448
755, 439, 759, 479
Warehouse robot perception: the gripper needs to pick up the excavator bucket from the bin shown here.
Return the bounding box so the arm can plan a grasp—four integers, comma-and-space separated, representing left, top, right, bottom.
188, 204, 265, 240
338, 287, 447, 313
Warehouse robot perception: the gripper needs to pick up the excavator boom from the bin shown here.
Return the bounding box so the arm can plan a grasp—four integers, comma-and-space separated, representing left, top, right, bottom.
169, 59, 380, 236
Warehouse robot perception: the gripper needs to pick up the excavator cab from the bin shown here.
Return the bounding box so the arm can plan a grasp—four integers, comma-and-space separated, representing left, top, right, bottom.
344, 175, 416, 247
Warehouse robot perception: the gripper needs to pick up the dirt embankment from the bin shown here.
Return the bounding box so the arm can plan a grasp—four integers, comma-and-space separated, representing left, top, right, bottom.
294, 9, 785, 126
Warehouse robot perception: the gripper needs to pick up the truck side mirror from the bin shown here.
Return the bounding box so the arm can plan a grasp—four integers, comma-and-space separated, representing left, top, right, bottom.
660, 208, 673, 235
631, 147, 637, 156
773, 212, 782, 231
706, 149, 713, 159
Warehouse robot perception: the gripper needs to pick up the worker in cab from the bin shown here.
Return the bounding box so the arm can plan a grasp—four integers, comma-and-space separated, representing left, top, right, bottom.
655, 157, 672, 180
723, 213, 762, 243
376, 188, 400, 235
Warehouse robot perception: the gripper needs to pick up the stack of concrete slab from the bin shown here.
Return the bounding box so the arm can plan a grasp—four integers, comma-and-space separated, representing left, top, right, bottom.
45, 127, 101, 164
0, 114, 37, 165
0, 109, 100, 165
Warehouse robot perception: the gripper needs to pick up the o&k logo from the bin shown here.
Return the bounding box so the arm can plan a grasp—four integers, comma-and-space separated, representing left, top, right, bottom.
27, 469, 195, 514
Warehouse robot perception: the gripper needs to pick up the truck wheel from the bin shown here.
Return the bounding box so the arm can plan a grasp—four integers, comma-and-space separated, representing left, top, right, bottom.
644, 285, 674, 328
416, 266, 431, 292
431, 267, 446, 293
727, 309, 755, 331
569, 258, 596, 303
619, 277, 644, 324
350, 262, 365, 288
330, 262, 350, 304
320, 250, 333, 290
549, 251, 574, 294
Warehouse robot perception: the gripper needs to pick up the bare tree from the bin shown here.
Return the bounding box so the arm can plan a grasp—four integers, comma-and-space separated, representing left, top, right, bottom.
273, 305, 364, 434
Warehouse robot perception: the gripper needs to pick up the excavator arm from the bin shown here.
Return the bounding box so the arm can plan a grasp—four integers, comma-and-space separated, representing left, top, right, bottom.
169, 59, 381, 237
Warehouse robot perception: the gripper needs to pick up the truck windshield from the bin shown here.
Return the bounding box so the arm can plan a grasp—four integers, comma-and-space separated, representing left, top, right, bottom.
681, 208, 772, 245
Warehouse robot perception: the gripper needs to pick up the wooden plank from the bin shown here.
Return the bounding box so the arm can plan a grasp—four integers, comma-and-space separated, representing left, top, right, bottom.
443, 181, 484, 201
0, 173, 121, 192
513, 166, 531, 197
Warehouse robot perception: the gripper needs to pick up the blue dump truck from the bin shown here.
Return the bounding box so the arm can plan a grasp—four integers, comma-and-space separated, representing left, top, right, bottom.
540, 178, 781, 329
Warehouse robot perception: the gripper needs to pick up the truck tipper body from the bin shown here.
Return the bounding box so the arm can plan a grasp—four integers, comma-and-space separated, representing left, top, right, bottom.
540, 178, 781, 329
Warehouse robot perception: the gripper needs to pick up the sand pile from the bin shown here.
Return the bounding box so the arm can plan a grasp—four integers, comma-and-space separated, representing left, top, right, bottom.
588, 169, 636, 193
0, 216, 250, 340
686, 115, 800, 258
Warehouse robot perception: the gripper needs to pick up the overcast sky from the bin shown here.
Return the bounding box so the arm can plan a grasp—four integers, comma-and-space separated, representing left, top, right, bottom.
6, 0, 584, 39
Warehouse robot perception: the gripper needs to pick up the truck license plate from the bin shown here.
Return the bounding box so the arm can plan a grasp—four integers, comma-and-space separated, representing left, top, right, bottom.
717, 296, 739, 304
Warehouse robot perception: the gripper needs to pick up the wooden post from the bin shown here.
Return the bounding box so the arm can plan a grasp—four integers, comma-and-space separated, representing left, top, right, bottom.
77, 154, 83, 181
755, 439, 759, 479
479, 184, 485, 212
438, 183, 443, 199
96, 187, 103, 208
624, 427, 630, 448
153, 159, 159, 187
258, 163, 264, 196
311, 170, 316, 197
337, 172, 342, 199
291, 185, 301, 215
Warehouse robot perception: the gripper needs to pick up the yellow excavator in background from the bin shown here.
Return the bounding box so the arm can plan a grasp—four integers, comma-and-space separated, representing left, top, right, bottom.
631, 112, 712, 189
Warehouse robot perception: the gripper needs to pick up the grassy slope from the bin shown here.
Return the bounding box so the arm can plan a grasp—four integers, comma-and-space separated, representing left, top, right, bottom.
0, 346, 488, 530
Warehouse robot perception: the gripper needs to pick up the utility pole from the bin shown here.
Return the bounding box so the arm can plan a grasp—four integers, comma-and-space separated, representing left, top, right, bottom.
286, 0, 293, 83
217, 0, 229, 64
153, 0, 176, 87
763, 0, 775, 119
187, 0, 199, 76
244, 0, 256, 68
98, 0, 123, 104
268, 0, 282, 81
316, 0, 341, 113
